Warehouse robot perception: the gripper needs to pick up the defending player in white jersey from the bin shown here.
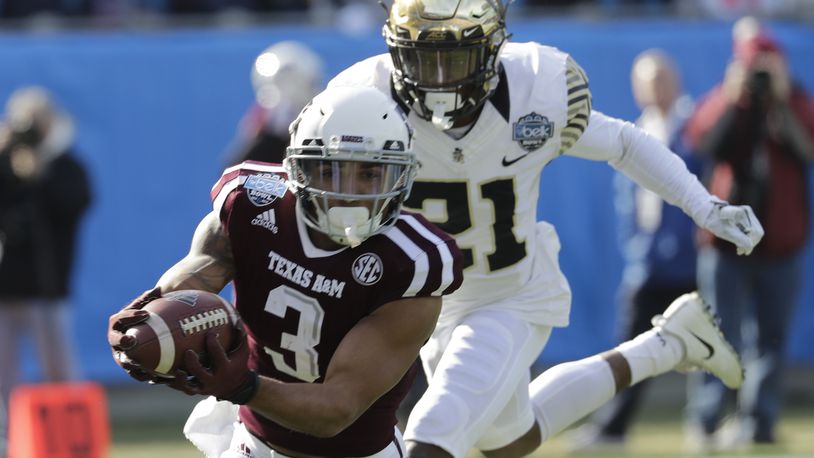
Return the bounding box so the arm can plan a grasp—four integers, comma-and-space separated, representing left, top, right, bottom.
328, 1, 765, 457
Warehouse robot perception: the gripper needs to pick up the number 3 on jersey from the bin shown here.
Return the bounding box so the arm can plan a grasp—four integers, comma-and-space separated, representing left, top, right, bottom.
405, 179, 526, 271
263, 285, 325, 382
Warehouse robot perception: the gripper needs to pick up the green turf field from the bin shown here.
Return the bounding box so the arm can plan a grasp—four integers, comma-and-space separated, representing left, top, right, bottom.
110, 407, 814, 458
106, 370, 814, 458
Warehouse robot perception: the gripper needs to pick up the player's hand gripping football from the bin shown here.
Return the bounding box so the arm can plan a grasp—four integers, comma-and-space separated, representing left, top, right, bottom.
107, 286, 167, 383
168, 325, 259, 405
703, 199, 765, 255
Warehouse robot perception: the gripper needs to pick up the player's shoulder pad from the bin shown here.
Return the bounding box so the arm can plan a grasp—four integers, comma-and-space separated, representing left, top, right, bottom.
328, 54, 393, 93
382, 211, 464, 297
501, 42, 569, 74
210, 161, 287, 213
501, 43, 591, 155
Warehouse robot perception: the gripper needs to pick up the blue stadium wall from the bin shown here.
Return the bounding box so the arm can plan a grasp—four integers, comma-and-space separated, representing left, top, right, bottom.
1, 18, 811, 383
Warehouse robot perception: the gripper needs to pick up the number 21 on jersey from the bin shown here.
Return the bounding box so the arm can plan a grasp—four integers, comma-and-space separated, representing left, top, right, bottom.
405, 178, 527, 271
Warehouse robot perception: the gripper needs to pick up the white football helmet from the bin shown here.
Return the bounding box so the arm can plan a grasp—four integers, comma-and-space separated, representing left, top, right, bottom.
285, 86, 416, 247
383, 0, 509, 130
251, 41, 324, 113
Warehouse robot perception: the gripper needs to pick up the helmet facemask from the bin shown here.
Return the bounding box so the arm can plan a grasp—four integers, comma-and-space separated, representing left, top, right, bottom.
384, 0, 508, 130
286, 150, 415, 247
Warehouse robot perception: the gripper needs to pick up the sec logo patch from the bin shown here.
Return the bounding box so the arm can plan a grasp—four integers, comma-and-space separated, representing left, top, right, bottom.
352, 253, 383, 286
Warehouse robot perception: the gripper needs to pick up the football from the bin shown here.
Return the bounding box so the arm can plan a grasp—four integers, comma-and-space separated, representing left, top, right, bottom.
122, 290, 240, 377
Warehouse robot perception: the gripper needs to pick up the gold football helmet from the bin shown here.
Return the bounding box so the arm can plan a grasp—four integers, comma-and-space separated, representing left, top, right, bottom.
383, 0, 508, 129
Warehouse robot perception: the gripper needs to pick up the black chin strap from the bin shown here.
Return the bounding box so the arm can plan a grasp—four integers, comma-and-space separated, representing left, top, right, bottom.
390, 77, 412, 117
489, 64, 510, 123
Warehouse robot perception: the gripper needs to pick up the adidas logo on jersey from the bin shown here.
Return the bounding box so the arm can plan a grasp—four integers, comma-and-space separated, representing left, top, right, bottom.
251, 209, 279, 234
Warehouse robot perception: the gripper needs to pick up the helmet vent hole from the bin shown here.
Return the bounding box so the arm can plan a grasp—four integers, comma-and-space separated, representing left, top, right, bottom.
383, 113, 388, 119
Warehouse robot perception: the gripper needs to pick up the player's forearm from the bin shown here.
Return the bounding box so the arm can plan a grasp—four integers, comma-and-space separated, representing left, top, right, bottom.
247, 376, 364, 438
573, 113, 716, 225
615, 124, 714, 224
157, 211, 235, 293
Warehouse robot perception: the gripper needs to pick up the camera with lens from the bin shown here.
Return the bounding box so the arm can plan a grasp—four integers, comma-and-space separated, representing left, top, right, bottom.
8, 123, 45, 149
748, 70, 772, 102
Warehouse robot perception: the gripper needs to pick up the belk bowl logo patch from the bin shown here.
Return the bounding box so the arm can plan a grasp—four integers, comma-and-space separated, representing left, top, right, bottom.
244, 174, 287, 207
513, 112, 554, 152
352, 253, 383, 286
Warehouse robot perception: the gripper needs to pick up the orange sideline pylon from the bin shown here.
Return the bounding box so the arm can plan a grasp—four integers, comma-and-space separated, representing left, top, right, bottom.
7, 381, 110, 458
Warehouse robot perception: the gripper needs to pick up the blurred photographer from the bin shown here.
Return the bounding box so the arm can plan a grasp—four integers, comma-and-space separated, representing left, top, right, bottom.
0, 86, 92, 453
682, 22, 814, 450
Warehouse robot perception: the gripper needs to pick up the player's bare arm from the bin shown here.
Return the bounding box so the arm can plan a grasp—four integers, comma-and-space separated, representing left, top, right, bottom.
107, 211, 235, 381
247, 295, 442, 437
156, 211, 235, 294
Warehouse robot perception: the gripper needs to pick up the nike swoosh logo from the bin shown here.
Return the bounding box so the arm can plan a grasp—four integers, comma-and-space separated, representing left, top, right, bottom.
501, 153, 531, 167
689, 331, 715, 360
463, 28, 477, 38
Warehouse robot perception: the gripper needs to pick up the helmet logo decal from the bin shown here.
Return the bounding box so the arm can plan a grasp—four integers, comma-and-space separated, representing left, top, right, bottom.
384, 140, 406, 151
423, 30, 453, 41
462, 27, 479, 38
512, 112, 554, 152
352, 253, 383, 286
244, 173, 287, 207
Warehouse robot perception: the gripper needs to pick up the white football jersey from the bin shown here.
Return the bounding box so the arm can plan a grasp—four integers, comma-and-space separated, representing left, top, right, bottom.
329, 42, 588, 325
329, 41, 709, 327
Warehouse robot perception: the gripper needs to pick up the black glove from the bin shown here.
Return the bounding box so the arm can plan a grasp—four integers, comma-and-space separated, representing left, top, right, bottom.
168, 326, 258, 405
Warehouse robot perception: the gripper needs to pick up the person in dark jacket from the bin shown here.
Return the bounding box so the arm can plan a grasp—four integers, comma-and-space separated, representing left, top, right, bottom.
0, 87, 92, 451
683, 22, 814, 450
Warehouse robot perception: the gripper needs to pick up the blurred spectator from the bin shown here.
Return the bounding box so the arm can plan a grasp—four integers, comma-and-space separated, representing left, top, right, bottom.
1, 0, 91, 17
166, 0, 308, 14
521, 0, 675, 12
333, 0, 381, 36
568, 49, 699, 452
224, 41, 324, 166
253, 0, 310, 12
0, 87, 92, 449
136, 0, 309, 14
683, 21, 814, 450
693, 0, 799, 19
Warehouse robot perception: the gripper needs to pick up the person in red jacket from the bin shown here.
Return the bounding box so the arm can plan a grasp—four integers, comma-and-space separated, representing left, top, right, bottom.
683, 21, 814, 449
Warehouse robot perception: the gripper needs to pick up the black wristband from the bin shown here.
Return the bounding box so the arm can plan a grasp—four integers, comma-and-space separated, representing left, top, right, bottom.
222, 370, 259, 405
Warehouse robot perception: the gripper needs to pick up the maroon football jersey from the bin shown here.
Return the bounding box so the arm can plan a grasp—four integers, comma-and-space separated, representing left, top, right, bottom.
211, 161, 463, 456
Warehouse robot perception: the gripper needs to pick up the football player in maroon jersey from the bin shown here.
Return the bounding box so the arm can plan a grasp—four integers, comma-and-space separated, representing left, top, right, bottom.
108, 86, 464, 458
